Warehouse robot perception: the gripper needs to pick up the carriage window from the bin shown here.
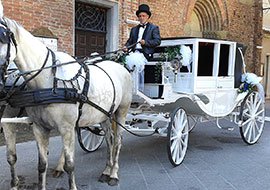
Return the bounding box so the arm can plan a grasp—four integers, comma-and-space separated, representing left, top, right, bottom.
218, 44, 230, 76
197, 42, 214, 76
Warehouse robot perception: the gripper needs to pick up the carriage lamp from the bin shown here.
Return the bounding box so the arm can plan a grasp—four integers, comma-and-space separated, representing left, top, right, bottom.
169, 58, 182, 83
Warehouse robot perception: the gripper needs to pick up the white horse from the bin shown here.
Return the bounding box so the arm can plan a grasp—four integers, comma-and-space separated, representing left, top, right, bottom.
0, 9, 132, 190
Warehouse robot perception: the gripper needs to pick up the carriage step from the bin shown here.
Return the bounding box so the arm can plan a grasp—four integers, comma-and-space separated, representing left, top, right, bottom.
1, 117, 32, 124
219, 127, 234, 131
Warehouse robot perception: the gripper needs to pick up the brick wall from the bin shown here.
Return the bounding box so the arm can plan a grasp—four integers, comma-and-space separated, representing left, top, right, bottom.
2, 0, 262, 73
2, 0, 74, 55
118, 0, 186, 43
225, 0, 262, 73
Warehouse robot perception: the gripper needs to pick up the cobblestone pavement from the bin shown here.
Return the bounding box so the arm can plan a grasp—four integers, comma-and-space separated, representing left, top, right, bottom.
0, 102, 269, 190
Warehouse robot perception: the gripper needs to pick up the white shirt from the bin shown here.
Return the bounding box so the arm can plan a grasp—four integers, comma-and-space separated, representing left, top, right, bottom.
136, 22, 147, 49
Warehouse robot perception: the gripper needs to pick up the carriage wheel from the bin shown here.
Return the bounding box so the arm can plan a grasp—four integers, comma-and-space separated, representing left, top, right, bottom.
76, 125, 104, 152
167, 107, 189, 166
239, 91, 265, 145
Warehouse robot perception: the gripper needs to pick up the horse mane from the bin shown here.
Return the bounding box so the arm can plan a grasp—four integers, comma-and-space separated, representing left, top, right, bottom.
0, 2, 3, 18
3, 17, 45, 49
3, 17, 24, 35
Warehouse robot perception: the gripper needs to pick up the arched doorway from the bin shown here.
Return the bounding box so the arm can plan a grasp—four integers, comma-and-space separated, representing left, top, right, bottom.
187, 0, 227, 39
189, 11, 202, 37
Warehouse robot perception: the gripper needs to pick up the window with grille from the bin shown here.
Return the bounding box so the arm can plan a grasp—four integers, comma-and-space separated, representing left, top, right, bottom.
75, 3, 106, 33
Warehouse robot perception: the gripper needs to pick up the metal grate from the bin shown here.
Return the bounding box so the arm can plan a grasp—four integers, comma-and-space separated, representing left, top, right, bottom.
75, 3, 106, 33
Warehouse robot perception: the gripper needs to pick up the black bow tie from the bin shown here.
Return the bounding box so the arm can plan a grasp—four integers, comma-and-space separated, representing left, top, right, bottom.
139, 24, 146, 28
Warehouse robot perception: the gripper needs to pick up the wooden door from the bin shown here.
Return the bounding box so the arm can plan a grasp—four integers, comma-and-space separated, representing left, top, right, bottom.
75, 30, 106, 56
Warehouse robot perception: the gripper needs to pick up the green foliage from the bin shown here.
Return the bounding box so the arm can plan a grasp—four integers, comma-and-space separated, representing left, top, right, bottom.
159, 46, 182, 62
107, 52, 127, 65
238, 82, 254, 93
154, 45, 182, 83
154, 62, 162, 83
117, 53, 127, 65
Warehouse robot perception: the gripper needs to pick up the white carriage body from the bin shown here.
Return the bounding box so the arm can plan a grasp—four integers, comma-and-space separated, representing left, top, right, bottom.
132, 38, 247, 117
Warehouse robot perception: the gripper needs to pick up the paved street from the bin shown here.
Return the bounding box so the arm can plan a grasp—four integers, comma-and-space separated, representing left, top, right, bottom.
0, 102, 270, 190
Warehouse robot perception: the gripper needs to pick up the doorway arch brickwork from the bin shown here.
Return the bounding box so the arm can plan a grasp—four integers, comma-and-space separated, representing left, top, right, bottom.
186, 0, 229, 38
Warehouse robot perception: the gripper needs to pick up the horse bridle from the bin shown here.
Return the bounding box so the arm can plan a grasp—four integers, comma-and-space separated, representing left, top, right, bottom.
0, 19, 17, 83
0, 19, 18, 132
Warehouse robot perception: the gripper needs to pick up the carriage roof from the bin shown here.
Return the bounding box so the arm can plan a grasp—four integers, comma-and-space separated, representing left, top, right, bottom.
161, 36, 236, 42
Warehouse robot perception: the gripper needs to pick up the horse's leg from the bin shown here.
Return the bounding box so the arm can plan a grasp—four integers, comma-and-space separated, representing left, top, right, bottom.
32, 124, 50, 190
59, 127, 77, 190
53, 147, 65, 178
107, 107, 128, 186
98, 119, 114, 183
2, 124, 19, 189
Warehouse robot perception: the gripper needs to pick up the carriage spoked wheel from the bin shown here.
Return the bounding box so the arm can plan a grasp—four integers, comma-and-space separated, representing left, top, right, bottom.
167, 107, 189, 166
239, 91, 265, 145
76, 124, 105, 152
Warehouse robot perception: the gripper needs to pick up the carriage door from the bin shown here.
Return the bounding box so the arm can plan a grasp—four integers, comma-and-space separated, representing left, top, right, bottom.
214, 43, 236, 114
75, 2, 107, 56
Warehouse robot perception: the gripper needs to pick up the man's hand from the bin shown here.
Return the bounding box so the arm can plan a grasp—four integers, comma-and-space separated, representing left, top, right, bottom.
140, 40, 145, 45
123, 46, 128, 52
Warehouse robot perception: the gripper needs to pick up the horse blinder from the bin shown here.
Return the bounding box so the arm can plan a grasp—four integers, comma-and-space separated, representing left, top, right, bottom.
0, 26, 11, 44
0, 26, 16, 90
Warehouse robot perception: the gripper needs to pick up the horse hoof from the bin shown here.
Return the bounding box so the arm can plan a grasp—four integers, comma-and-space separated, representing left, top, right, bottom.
53, 170, 64, 178
10, 177, 19, 190
98, 174, 110, 183
108, 178, 119, 186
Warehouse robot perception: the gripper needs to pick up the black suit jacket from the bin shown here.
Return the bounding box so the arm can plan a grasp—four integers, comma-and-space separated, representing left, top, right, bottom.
125, 22, 161, 60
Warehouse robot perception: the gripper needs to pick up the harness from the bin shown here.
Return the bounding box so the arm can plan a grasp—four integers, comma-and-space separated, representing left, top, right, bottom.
0, 19, 116, 129
4, 49, 116, 128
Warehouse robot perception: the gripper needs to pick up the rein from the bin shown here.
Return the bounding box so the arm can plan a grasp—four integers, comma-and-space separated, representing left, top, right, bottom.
11, 41, 139, 78
0, 31, 157, 137
75, 41, 139, 59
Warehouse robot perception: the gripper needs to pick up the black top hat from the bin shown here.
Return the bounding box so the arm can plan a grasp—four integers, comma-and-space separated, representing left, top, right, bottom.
136, 4, 151, 17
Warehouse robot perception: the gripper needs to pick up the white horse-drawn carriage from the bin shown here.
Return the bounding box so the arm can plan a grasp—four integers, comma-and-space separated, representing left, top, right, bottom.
75, 37, 265, 166
0, 11, 265, 190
